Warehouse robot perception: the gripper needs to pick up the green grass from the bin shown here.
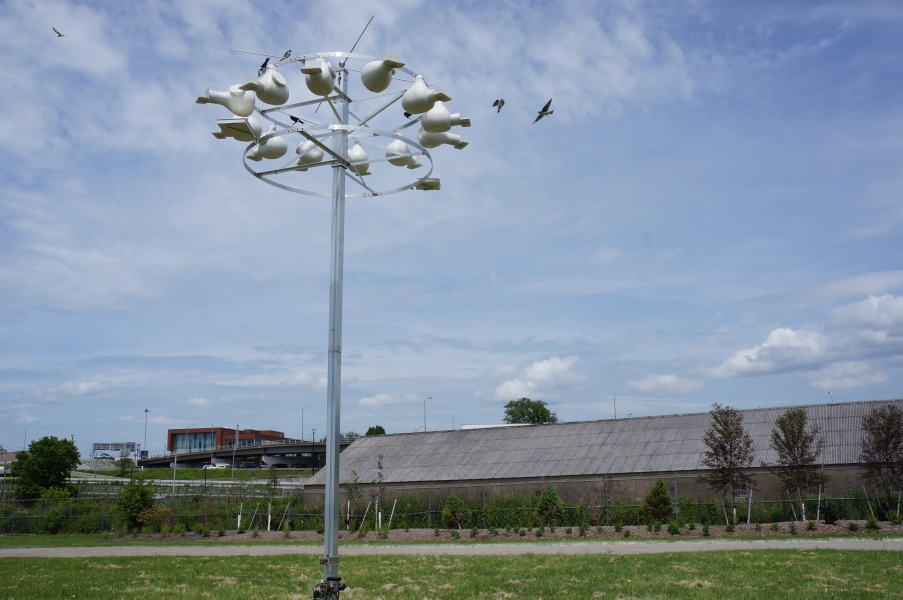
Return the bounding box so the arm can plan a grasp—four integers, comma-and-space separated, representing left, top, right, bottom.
1, 550, 902, 598
77, 467, 314, 480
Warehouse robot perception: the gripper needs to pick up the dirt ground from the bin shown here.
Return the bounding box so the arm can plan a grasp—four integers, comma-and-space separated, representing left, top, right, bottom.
116, 520, 903, 543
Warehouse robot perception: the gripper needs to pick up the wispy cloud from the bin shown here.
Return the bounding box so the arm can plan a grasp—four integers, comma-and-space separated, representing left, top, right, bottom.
358, 392, 421, 408
628, 374, 705, 395
494, 356, 584, 400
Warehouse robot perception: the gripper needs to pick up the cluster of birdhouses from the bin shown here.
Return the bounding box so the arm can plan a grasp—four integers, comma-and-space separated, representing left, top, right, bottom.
196, 50, 469, 179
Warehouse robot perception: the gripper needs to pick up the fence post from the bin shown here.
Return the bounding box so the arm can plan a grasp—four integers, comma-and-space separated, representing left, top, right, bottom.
427, 489, 431, 527
40, 498, 43, 532
101, 498, 105, 532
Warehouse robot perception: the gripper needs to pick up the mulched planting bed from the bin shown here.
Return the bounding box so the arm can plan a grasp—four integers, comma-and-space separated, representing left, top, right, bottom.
106, 520, 903, 543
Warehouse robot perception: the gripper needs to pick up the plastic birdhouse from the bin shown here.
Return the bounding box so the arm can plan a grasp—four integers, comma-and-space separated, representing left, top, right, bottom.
239, 65, 289, 106
401, 75, 451, 115
420, 101, 471, 134
360, 52, 406, 93
196, 85, 256, 117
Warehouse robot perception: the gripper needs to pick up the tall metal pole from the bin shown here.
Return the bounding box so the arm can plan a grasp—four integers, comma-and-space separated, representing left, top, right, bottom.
143, 409, 149, 458
425, 397, 429, 433
322, 65, 349, 585
302, 405, 310, 443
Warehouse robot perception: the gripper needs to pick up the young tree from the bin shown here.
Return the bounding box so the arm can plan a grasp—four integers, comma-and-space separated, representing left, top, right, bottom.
441, 494, 471, 529
697, 403, 755, 521
503, 398, 558, 424
860, 404, 903, 497
12, 436, 80, 500
535, 485, 564, 525
114, 448, 136, 477
365, 425, 386, 436
643, 478, 674, 523
115, 477, 155, 529
763, 407, 825, 496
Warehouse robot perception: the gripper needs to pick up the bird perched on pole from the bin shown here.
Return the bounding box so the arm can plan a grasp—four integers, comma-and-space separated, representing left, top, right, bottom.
533, 99, 553, 124
492, 99, 505, 113
289, 115, 303, 125
53, 27, 65, 37
258, 57, 269, 76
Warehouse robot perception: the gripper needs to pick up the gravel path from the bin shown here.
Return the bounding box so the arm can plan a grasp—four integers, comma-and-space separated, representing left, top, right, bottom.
2, 538, 902, 558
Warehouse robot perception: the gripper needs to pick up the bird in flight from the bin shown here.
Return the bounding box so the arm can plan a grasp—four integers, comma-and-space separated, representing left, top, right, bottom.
533, 99, 553, 124
258, 57, 269, 76
281, 50, 292, 60
492, 99, 505, 113
53, 27, 65, 37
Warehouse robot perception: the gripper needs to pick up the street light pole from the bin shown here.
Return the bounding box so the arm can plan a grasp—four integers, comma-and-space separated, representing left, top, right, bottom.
143, 409, 149, 460
172, 423, 194, 494
302, 405, 310, 443
424, 397, 430, 433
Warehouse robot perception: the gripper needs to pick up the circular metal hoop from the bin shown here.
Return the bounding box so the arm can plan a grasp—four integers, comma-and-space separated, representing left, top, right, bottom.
240, 50, 437, 199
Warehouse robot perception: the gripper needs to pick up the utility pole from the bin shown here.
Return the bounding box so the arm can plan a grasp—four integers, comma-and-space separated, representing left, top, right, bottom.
424, 397, 430, 433
613, 395, 617, 420
143, 408, 149, 460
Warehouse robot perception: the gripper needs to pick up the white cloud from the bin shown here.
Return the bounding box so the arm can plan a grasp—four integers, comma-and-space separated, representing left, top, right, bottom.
830, 294, 903, 332
358, 392, 421, 408
705, 328, 827, 378
493, 356, 583, 399
186, 397, 212, 408
0, 404, 35, 425
628, 374, 705, 395
808, 362, 889, 390
281, 371, 328, 389
57, 380, 108, 396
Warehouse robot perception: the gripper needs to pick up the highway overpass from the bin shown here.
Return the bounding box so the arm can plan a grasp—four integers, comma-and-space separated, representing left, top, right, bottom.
138, 438, 355, 469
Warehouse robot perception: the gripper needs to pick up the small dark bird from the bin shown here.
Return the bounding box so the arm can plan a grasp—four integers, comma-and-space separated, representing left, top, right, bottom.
289, 115, 303, 125
492, 99, 505, 113
403, 112, 412, 119
258, 57, 269, 76
53, 27, 65, 37
281, 50, 292, 60
533, 98, 553, 124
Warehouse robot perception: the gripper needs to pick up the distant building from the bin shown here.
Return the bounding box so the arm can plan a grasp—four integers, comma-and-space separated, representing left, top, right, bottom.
91, 442, 140, 459
166, 427, 297, 454
306, 399, 903, 503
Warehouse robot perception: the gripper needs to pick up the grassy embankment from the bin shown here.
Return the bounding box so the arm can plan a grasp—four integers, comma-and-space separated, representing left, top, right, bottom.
1, 551, 902, 598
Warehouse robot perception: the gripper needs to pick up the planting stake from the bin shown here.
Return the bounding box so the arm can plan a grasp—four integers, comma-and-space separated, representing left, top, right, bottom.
387, 499, 397, 531
863, 486, 875, 519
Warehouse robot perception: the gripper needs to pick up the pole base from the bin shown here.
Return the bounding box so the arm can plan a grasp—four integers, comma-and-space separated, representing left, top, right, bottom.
313, 577, 346, 599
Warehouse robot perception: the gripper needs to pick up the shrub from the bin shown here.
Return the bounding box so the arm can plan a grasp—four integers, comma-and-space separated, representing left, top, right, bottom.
549, 525, 556, 533
434, 526, 439, 537
442, 495, 471, 529
725, 523, 735, 533
160, 524, 170, 535
579, 524, 587, 537
357, 521, 371, 539
565, 527, 572, 535
807, 521, 817, 531
518, 528, 526, 536
219, 527, 226, 537
39, 513, 64, 535
114, 478, 155, 529
702, 524, 710, 537
643, 479, 675, 522
789, 522, 797, 534
535, 486, 564, 526
315, 522, 325, 534
136, 506, 169, 530
596, 526, 604, 534
614, 523, 622, 533
755, 523, 762, 531
253, 527, 259, 538
866, 516, 880, 531
470, 526, 478, 538
848, 521, 859, 532
535, 527, 543, 537
822, 503, 839, 525
653, 521, 662, 533
192, 523, 205, 535
173, 523, 187, 536
490, 527, 499, 536
623, 528, 631, 538
688, 522, 696, 530
667, 522, 680, 535
202, 527, 211, 537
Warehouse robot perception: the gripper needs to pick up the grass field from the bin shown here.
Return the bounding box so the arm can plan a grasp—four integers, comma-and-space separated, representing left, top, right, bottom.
1, 550, 902, 598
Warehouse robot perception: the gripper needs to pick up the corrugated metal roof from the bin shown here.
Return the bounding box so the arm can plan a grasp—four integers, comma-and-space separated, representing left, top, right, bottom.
308, 399, 903, 486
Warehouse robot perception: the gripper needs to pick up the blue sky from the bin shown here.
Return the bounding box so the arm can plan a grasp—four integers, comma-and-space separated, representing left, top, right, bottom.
1, 0, 902, 458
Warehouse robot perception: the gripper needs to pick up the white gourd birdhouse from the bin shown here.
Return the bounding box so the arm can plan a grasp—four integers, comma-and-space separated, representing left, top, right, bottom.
212, 114, 262, 142
360, 52, 405, 93
348, 141, 371, 175
401, 75, 451, 115
239, 65, 289, 106
295, 140, 325, 170
300, 57, 336, 97
246, 125, 288, 161
385, 139, 422, 169
196, 85, 257, 117
420, 101, 471, 134
417, 127, 468, 150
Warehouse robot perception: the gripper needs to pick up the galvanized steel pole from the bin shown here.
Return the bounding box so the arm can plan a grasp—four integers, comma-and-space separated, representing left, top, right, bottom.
322, 66, 349, 583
